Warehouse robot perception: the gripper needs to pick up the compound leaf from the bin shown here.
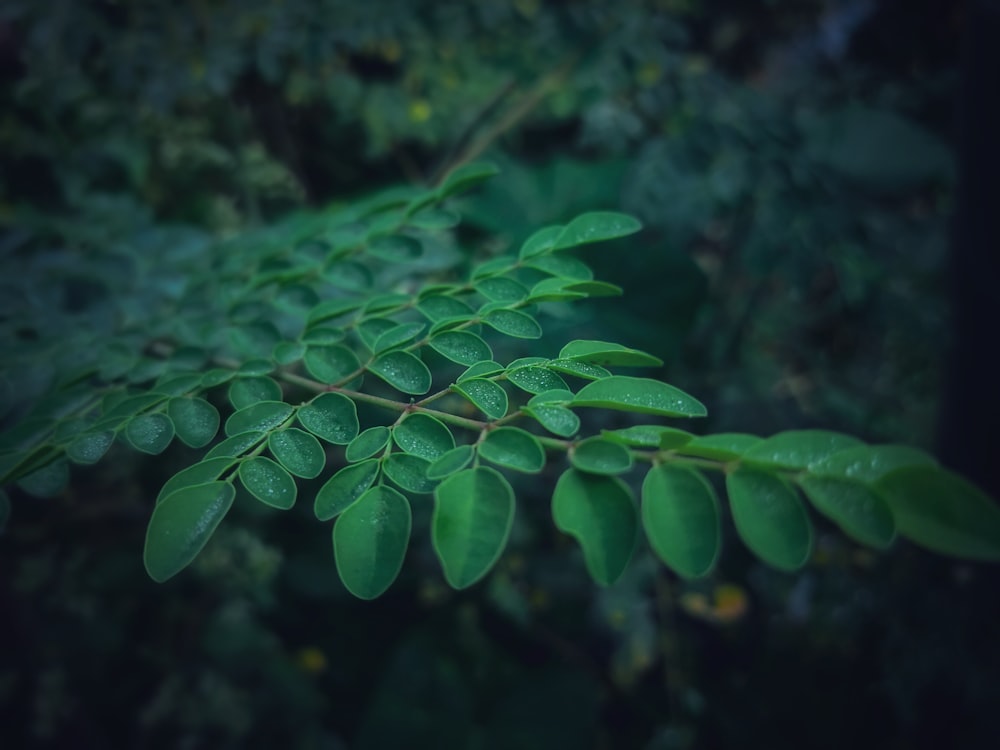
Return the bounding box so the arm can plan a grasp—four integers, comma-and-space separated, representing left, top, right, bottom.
224, 401, 293, 437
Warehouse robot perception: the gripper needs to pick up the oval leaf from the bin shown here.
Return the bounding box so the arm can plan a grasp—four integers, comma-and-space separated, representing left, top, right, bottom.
224, 400, 293, 437
483, 309, 542, 339
239, 457, 297, 509
552, 211, 642, 250
452, 378, 508, 420
570, 437, 633, 475
573, 376, 706, 418
523, 405, 580, 438
798, 475, 895, 549
726, 468, 813, 571
479, 427, 545, 473
125, 413, 175, 455
809, 444, 937, 483
144, 481, 235, 582
303, 344, 362, 384
506, 366, 568, 395
157, 457, 237, 504
67, 430, 114, 465
204, 430, 265, 459
642, 465, 720, 578
393, 413, 455, 460
168, 397, 221, 449
346, 426, 392, 461
298, 392, 360, 445
228, 376, 282, 410
382, 452, 437, 494
369, 351, 432, 395
742, 430, 865, 470
314, 459, 380, 520
429, 331, 493, 366
268, 427, 326, 479
677, 433, 761, 461
426, 445, 475, 480
558, 340, 663, 367
334, 486, 411, 599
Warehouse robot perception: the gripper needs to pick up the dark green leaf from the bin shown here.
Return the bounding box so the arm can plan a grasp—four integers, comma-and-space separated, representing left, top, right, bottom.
334, 486, 411, 599
103, 393, 165, 421
303, 344, 362, 384
357, 317, 399, 351
168, 397, 221, 449
346, 426, 391, 462
483, 309, 542, 339
125, 413, 175, 455
552, 211, 642, 250
545, 359, 611, 381
570, 437, 633, 475
153, 373, 202, 397
479, 427, 545, 473
798, 476, 895, 549
742, 430, 865, 470
228, 376, 282, 410
426, 445, 475, 480
224, 401, 293, 437
453, 378, 508, 420
436, 161, 500, 199
369, 351, 432, 395
67, 430, 114, 465
273, 341, 307, 365
677, 433, 761, 461
393, 413, 455, 460
809, 444, 937, 483
315, 459, 380, 520
475, 277, 528, 302
382, 453, 437, 494
642, 465, 720, 578
527, 389, 575, 406
201, 368, 236, 387
204, 430, 266, 459
506, 366, 568, 395
525, 277, 589, 303
418, 294, 475, 322
573, 376, 706, 418
408, 206, 460, 230
727, 468, 813, 571
525, 254, 594, 280
430, 331, 493, 365
368, 234, 423, 262
432, 467, 515, 589
156, 457, 237, 504
16, 459, 69, 498
518, 225, 564, 259
558, 340, 663, 367
300, 326, 345, 345
602, 425, 693, 449
238, 359, 274, 376
269, 428, 326, 479
307, 298, 364, 326
297, 392, 359, 445
552, 469, 636, 586
144, 481, 235, 582
239, 457, 298, 509
523, 405, 580, 438
373, 322, 426, 353
563, 280, 623, 297
457, 360, 505, 381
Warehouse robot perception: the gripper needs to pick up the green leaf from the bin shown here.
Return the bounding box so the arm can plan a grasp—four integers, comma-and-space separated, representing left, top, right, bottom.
346, 426, 391, 461
741, 430, 865, 470
553, 211, 642, 250
506, 366, 568, 395
430, 331, 493, 365
545, 359, 611, 381
303, 344, 362, 384
228, 376, 282, 410
726, 468, 813, 571
570, 437, 633, 475
552, 469, 636, 586
315, 459, 380, 520
16, 459, 69, 498
125, 413, 175, 455
373, 322, 426, 353
268, 428, 326, 479
798, 476, 895, 549
204, 430, 265, 459
224, 401, 293, 437
301, 327, 345, 345
393, 414, 455, 460
201, 368, 236, 387
457, 360, 505, 381
368, 235, 423, 262
273, 341, 307, 365
103, 393, 165, 421
66, 430, 114, 465
382, 453, 437, 494
602, 425, 693, 449
334, 486, 411, 599
238, 359, 274, 376
436, 161, 500, 199
676, 433, 761, 461
167, 397, 221, 449
527, 389, 575, 406
525, 278, 589, 303
523, 405, 580, 438
297, 393, 359, 445
470, 257, 514, 280
483, 309, 542, 339
369, 350, 432, 395
642, 465, 721, 578
875, 466, 1000, 561
426, 445, 474, 480
518, 225, 564, 259
562, 280, 623, 298
525, 254, 594, 280
144, 481, 235, 582
307, 298, 364, 327
809, 444, 937, 482
573, 376, 706, 418
239, 457, 298, 509
418, 294, 475, 322
479, 427, 545, 473
475, 277, 528, 302
558, 340, 663, 367
432, 467, 515, 589
408, 206, 460, 230
153, 373, 202, 397
452, 378, 508, 420
157, 457, 237, 504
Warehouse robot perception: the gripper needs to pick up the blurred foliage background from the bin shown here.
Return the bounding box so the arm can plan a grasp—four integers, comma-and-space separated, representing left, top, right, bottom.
1, 1, 997, 748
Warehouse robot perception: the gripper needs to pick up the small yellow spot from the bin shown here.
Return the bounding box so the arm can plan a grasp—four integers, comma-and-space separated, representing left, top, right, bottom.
408, 100, 432, 123
711, 583, 749, 623
295, 647, 327, 674
514, 0, 540, 19
679, 592, 711, 617
380, 39, 402, 63
608, 609, 627, 628
637, 62, 661, 87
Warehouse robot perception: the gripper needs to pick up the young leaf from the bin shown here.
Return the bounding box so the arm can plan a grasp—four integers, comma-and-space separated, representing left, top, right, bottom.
303, 344, 362, 384
573, 376, 707, 418
676, 433, 761, 461
369, 351, 432, 395
798, 476, 895, 549
239, 457, 298, 510
552, 469, 637, 586
430, 331, 493, 366
426, 445, 475, 480
346, 426, 392, 461
570, 437, 633, 475
452, 378, 508, 420
268, 427, 326, 479
506, 366, 568, 395
125, 413, 176, 455
298, 392, 360, 445
156, 457, 237, 504
168, 397, 221, 449
314, 459, 380, 520
479, 427, 545, 473
483, 309, 542, 339
558, 340, 663, 367
66, 430, 114, 465
552, 211, 642, 250
432, 467, 515, 589
334, 485, 411, 600
726, 468, 813, 572
875, 466, 1000, 561
741, 430, 865, 470
523, 405, 580, 438
382, 453, 437, 494
642, 464, 721, 578
144, 481, 235, 582
228, 376, 282, 410
224, 401, 293, 437
393, 413, 456, 460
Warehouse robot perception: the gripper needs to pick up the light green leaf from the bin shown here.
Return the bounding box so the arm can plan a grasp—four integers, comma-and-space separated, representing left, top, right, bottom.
125, 413, 175, 455
506, 366, 568, 395
518, 225, 564, 259
479, 427, 545, 473
875, 466, 1000, 561
483, 309, 542, 339
157, 457, 237, 504
66, 430, 114, 465
642, 465, 721, 578
573, 376, 706, 418
552, 469, 636, 586
144, 481, 235, 582
393, 413, 455, 460
523, 405, 579, 438
228, 376, 282, 410
742, 430, 865, 470
525, 277, 589, 303
303, 344, 362, 385
297, 392, 359, 445
432, 467, 515, 589
373, 322, 426, 354
602, 425, 693, 449
677, 433, 761, 461
204, 430, 265, 459
167, 397, 220, 449
475, 277, 528, 302
552, 211, 642, 250
239, 457, 297, 509
269, 428, 326, 479
430, 331, 493, 365
798, 476, 895, 549
809, 444, 937, 483
426, 445, 474, 480
452, 378, 508, 420
727, 468, 813, 571
558, 340, 663, 367
570, 437, 633, 475
545, 359, 611, 381
457, 360, 505, 381
314, 459, 380, 520
224, 401, 293, 437
346, 426, 392, 461
436, 161, 500, 199
368, 235, 423, 262
334, 485, 411, 600
382, 453, 437, 494
369, 351, 432, 395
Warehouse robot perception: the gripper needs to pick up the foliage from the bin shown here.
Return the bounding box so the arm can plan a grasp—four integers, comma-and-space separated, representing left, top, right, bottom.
2, 164, 997, 601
